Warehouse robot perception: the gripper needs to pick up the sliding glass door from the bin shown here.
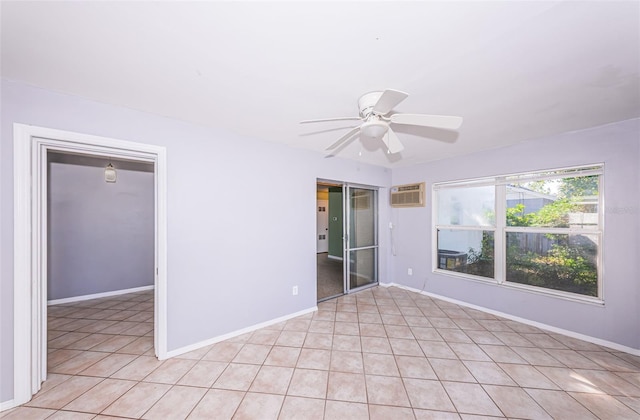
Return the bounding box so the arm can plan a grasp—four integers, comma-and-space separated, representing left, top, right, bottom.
345, 186, 378, 292
316, 181, 378, 301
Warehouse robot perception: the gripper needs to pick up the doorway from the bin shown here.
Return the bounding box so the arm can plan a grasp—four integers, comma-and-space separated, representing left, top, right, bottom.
12, 124, 167, 406
316, 181, 379, 302
46, 151, 156, 376
47, 152, 155, 305
317, 183, 343, 301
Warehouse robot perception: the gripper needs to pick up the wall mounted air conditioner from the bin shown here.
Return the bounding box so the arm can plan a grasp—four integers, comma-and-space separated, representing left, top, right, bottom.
390, 182, 425, 208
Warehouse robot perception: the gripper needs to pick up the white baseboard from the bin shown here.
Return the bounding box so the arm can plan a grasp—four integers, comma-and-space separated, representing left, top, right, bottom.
163, 306, 318, 360
0, 399, 18, 413
388, 282, 640, 357
47, 285, 154, 306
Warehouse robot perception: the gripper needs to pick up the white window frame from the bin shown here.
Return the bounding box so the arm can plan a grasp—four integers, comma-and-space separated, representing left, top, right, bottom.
433, 164, 604, 304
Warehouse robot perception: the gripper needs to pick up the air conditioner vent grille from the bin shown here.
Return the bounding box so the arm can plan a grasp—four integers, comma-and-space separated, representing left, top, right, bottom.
397, 185, 421, 192
390, 182, 425, 207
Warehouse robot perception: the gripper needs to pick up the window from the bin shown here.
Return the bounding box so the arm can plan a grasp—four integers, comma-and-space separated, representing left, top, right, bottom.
434, 165, 603, 301
435, 183, 495, 280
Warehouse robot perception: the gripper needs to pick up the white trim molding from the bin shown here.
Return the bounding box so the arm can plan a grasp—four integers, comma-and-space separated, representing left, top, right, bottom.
47, 285, 155, 306
12, 124, 168, 407
163, 306, 318, 359
0, 399, 19, 412
13, 124, 32, 405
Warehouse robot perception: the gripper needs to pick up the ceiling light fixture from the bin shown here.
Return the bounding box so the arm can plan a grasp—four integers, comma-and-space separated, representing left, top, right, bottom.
105, 163, 117, 183
360, 118, 388, 138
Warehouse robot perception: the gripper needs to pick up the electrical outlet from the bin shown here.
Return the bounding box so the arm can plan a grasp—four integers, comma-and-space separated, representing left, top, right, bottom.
408, 268, 413, 276
292, 286, 298, 296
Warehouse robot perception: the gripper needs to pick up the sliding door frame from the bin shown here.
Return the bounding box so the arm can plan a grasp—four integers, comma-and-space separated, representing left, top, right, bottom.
343, 183, 379, 294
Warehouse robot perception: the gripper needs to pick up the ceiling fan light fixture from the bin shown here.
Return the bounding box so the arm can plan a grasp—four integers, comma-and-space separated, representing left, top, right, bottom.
301, 88, 463, 157
360, 119, 388, 138
105, 163, 117, 183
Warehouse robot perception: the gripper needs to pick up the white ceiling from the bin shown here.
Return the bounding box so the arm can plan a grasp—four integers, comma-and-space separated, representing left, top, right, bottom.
2, 1, 639, 168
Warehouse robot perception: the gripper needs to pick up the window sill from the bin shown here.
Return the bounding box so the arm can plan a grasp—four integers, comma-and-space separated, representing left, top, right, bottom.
433, 269, 605, 306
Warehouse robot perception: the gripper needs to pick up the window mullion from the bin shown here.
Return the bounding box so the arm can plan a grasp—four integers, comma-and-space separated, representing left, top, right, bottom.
495, 183, 506, 284
436, 225, 493, 231
505, 227, 600, 235
432, 187, 439, 274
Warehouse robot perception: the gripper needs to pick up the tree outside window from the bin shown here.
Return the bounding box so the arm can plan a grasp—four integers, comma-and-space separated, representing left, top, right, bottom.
505, 174, 599, 297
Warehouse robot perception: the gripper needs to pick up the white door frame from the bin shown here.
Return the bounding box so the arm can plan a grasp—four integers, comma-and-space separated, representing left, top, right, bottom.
12, 123, 168, 406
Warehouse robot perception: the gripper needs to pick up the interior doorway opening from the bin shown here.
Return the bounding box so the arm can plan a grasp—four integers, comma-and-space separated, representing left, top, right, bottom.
46, 151, 156, 375
317, 182, 344, 301
316, 180, 379, 302
12, 124, 167, 407
47, 152, 155, 304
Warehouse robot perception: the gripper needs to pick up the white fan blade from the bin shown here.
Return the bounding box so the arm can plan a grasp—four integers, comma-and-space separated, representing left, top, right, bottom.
390, 113, 463, 130
381, 128, 404, 154
326, 127, 360, 150
373, 89, 409, 114
300, 117, 361, 124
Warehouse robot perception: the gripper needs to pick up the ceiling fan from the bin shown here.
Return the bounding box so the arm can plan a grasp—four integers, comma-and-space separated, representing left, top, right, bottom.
301, 89, 463, 154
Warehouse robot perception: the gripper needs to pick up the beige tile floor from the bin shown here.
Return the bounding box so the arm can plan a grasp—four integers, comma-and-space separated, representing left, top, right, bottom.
3, 286, 640, 419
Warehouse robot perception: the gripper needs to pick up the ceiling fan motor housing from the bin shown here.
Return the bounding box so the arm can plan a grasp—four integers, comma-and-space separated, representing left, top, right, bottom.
358, 91, 384, 118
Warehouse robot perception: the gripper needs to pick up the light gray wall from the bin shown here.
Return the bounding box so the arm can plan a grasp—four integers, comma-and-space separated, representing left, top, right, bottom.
48, 156, 154, 301
390, 118, 640, 350
0, 79, 392, 403
6, 76, 635, 406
